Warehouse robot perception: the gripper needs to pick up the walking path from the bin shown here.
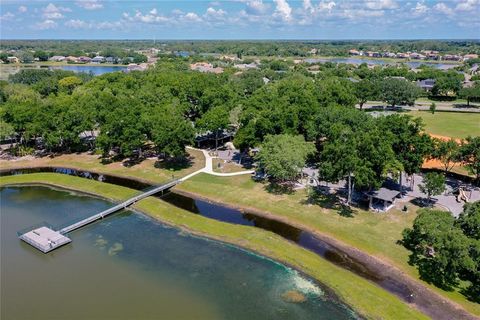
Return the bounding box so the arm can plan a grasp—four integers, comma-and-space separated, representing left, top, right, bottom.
183, 147, 254, 180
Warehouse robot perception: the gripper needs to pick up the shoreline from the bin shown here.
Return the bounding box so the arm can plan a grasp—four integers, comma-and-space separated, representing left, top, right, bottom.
0, 173, 427, 320
172, 188, 477, 320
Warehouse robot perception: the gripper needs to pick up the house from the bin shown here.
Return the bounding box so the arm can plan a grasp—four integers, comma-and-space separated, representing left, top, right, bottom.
91, 56, 105, 63
7, 56, 19, 63
49, 55, 66, 62
105, 57, 114, 63
367, 188, 400, 212
78, 56, 91, 63
396, 52, 409, 59
410, 53, 426, 60
349, 49, 360, 56
464, 54, 479, 61
190, 62, 224, 74
66, 56, 78, 63
443, 54, 461, 61
126, 63, 148, 72
416, 79, 436, 91
383, 52, 397, 58
233, 63, 259, 70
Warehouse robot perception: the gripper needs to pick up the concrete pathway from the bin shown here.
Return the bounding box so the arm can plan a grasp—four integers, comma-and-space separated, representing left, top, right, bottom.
180, 147, 254, 182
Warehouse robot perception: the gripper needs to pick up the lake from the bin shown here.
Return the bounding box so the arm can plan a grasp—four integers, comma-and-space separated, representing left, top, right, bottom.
1, 186, 358, 320
49, 65, 127, 75
0, 65, 127, 80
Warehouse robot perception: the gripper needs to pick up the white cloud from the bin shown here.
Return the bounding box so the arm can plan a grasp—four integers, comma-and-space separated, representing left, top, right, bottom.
76, 0, 103, 10
42, 3, 71, 20
411, 1, 428, 15
455, 0, 479, 11
365, 0, 398, 10
65, 19, 89, 28
0, 12, 15, 21
36, 19, 58, 30
273, 0, 293, 22
205, 7, 227, 20
303, 0, 314, 13
318, 1, 336, 12
434, 2, 454, 15
18, 6, 27, 13
342, 9, 385, 18
184, 12, 202, 22
245, 0, 269, 15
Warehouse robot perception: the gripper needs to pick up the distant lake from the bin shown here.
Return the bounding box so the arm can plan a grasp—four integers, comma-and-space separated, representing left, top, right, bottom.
49, 65, 127, 75
304, 58, 459, 69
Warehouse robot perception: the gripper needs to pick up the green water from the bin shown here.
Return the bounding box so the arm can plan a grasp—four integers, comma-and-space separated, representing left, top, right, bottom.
1, 186, 358, 320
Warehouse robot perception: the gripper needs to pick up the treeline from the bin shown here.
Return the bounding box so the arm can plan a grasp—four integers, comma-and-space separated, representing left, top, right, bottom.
1, 59, 479, 188
2, 40, 479, 58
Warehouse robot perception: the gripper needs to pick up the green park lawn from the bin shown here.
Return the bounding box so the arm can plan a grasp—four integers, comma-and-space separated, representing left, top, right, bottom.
409, 111, 480, 139
0, 173, 427, 320
0, 149, 204, 184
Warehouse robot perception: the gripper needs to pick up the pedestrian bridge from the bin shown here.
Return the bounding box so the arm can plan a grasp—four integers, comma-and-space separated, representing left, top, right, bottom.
19, 179, 180, 253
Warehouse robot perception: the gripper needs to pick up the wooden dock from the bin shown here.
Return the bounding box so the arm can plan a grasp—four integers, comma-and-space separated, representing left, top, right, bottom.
19, 179, 180, 253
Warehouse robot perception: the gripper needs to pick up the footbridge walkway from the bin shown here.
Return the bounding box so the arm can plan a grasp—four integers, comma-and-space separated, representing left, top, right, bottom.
20, 179, 181, 253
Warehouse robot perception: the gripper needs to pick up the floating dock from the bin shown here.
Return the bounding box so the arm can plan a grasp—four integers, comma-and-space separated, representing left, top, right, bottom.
19, 226, 72, 253
19, 179, 180, 253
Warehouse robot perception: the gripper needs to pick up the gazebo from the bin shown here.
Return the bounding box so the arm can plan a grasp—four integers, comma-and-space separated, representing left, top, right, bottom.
367, 188, 400, 212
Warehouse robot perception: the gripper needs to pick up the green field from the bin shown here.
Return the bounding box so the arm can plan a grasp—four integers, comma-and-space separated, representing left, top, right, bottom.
409, 111, 480, 139
0, 173, 428, 320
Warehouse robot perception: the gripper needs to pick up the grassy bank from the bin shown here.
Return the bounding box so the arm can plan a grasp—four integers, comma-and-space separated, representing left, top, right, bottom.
176, 173, 480, 316
0, 149, 204, 184
409, 111, 480, 139
0, 173, 427, 320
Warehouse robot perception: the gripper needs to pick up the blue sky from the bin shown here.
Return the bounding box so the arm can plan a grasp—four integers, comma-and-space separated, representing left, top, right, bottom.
1, 0, 479, 39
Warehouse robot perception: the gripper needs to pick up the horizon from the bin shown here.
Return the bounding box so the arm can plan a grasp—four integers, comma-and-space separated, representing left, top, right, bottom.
1, 0, 479, 40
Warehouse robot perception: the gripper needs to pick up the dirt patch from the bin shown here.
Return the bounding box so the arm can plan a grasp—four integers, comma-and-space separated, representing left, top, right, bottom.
282, 290, 306, 303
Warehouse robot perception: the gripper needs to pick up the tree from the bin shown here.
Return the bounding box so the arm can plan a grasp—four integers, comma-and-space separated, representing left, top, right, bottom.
195, 106, 230, 150
458, 136, 480, 183
0, 119, 14, 141
380, 78, 420, 107
255, 134, 315, 183
432, 74, 462, 96
456, 201, 480, 240
34, 50, 49, 61
459, 84, 480, 106
58, 76, 83, 94
432, 138, 460, 173
377, 114, 433, 193
429, 102, 436, 114
419, 172, 445, 204
148, 105, 194, 158
402, 209, 476, 289
353, 79, 378, 110
97, 104, 146, 158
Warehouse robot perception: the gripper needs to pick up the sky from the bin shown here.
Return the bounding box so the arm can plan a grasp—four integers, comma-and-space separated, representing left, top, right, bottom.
0, 0, 479, 39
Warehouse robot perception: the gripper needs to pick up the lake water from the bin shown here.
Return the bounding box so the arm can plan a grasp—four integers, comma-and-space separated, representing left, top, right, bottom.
1, 186, 358, 320
304, 58, 459, 69
49, 65, 127, 75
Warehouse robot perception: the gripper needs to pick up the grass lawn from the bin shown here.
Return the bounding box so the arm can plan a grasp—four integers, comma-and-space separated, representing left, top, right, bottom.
212, 158, 247, 173
0, 149, 204, 184
176, 173, 480, 316
0, 173, 427, 320
409, 111, 480, 139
